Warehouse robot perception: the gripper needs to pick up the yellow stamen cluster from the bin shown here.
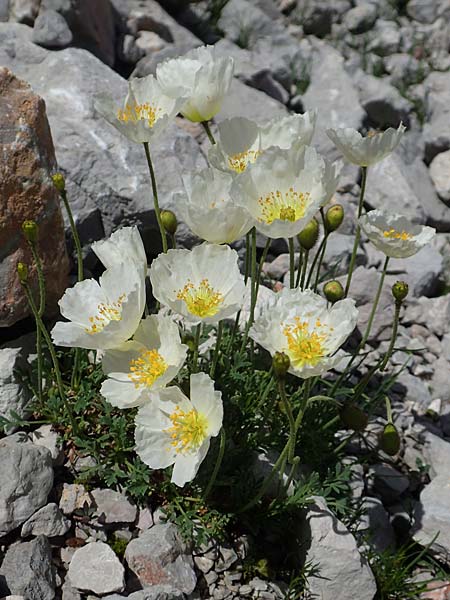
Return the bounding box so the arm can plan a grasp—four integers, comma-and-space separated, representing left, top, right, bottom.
166, 405, 208, 454
383, 228, 412, 241
117, 103, 161, 128
177, 279, 224, 318
128, 349, 168, 388
258, 188, 310, 224
283, 317, 331, 368
228, 150, 262, 173
85, 294, 126, 334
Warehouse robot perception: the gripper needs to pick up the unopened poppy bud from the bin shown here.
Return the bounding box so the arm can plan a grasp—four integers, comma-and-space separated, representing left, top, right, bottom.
22, 220, 38, 244
392, 281, 408, 303
297, 218, 319, 250
17, 262, 28, 283
273, 351, 290, 379
325, 204, 344, 232
161, 210, 177, 235
182, 332, 195, 352
323, 280, 344, 304
340, 403, 368, 432
379, 422, 401, 456
52, 172, 66, 193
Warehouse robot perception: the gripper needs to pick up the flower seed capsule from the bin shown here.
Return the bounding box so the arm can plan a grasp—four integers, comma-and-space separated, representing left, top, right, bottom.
52, 172, 66, 192
323, 280, 344, 304
22, 220, 39, 244
161, 210, 178, 235
379, 422, 401, 456
325, 204, 344, 233
273, 351, 290, 379
17, 262, 28, 282
392, 281, 409, 303
298, 217, 319, 250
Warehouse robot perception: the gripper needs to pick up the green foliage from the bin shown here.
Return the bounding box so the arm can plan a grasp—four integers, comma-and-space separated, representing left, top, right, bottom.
108, 535, 129, 559
366, 539, 447, 599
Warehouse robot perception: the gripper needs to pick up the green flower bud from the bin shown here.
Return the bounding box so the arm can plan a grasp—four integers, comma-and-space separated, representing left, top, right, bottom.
52, 172, 66, 193
161, 210, 177, 235
182, 332, 195, 352
323, 280, 344, 304
22, 220, 39, 244
297, 218, 319, 250
325, 204, 344, 233
340, 403, 368, 432
17, 262, 28, 283
392, 281, 409, 303
379, 422, 401, 456
273, 351, 290, 379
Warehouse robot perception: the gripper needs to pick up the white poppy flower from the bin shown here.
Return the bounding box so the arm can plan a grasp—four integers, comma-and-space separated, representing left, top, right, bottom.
209, 112, 317, 174
326, 123, 406, 167
149, 242, 246, 324
178, 167, 253, 244
359, 210, 436, 258
135, 372, 223, 487
92, 226, 148, 276
100, 314, 187, 409
51, 263, 145, 350
156, 45, 234, 122
95, 74, 185, 144
250, 288, 358, 379
231, 145, 339, 239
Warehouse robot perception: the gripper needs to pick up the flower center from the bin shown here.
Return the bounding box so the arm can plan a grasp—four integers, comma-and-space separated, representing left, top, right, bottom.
128, 349, 168, 388
228, 150, 262, 174
177, 279, 224, 318
383, 228, 412, 241
283, 317, 330, 368
117, 103, 161, 128
85, 294, 126, 334
166, 406, 208, 454
258, 188, 310, 224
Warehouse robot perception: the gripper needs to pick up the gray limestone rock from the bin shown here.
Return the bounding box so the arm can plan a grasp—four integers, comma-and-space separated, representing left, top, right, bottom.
429, 149, 450, 202
91, 488, 137, 525
124, 523, 196, 594
407, 0, 440, 24
0, 536, 56, 600
357, 497, 396, 552
218, 0, 285, 49
356, 71, 412, 128
0, 439, 53, 536
367, 20, 401, 56
301, 497, 377, 600
343, 4, 377, 33
413, 474, 450, 562
21, 502, 71, 537
68, 541, 125, 594
59, 483, 92, 516
32, 9, 72, 48
0, 333, 35, 433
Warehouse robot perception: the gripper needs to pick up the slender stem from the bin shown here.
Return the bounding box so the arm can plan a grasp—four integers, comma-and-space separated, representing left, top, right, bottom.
192, 323, 202, 373
282, 456, 300, 495
345, 166, 368, 297
210, 321, 223, 378
171, 233, 177, 249
288, 237, 295, 289
254, 237, 271, 300
202, 121, 216, 145
380, 302, 401, 371
21, 281, 78, 434
313, 234, 328, 292
203, 428, 225, 499
60, 189, 84, 283
295, 249, 303, 288
29, 243, 45, 401
305, 235, 327, 289
244, 232, 251, 285
240, 228, 257, 352
143, 142, 168, 254
278, 379, 296, 463
330, 255, 390, 396
257, 371, 274, 413
238, 439, 290, 513
300, 249, 309, 290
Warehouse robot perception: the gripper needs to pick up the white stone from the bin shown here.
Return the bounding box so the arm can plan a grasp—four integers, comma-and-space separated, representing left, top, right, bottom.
430, 149, 450, 201
68, 541, 125, 595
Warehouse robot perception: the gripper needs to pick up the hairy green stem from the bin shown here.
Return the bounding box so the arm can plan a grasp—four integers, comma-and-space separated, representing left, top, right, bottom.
240, 228, 257, 352
21, 281, 78, 434
313, 234, 328, 292
28, 242, 46, 401
210, 321, 223, 378
202, 121, 216, 145
204, 428, 226, 499
143, 142, 168, 254
60, 189, 84, 283
288, 237, 295, 289
305, 234, 328, 289
278, 379, 296, 463
300, 250, 309, 290
192, 323, 202, 373
295, 249, 303, 288
380, 301, 401, 371
345, 166, 367, 297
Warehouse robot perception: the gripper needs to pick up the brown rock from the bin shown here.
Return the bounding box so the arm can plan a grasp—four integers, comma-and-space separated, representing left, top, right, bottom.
0, 67, 69, 327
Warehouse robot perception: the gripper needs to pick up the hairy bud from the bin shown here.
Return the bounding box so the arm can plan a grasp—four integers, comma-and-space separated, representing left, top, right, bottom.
323, 280, 344, 304
379, 422, 401, 456
273, 351, 290, 379
392, 281, 409, 304
325, 204, 344, 233
17, 262, 28, 283
161, 210, 178, 235
22, 220, 39, 244
52, 172, 66, 193
298, 218, 319, 250
340, 403, 368, 432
